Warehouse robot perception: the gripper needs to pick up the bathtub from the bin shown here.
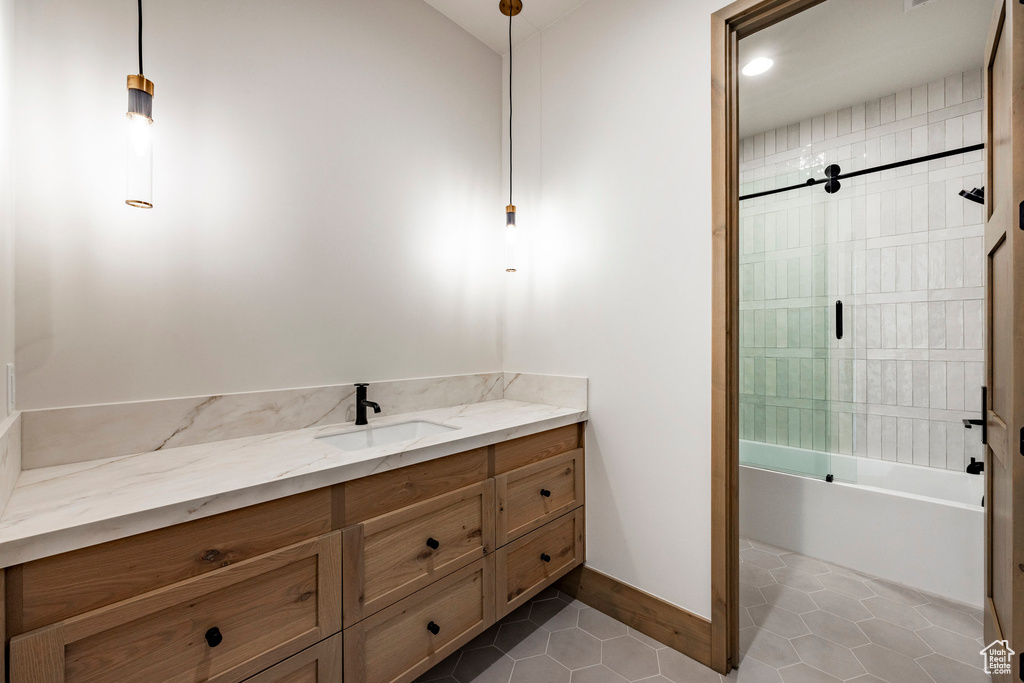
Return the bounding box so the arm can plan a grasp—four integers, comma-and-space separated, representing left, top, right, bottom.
739, 440, 984, 607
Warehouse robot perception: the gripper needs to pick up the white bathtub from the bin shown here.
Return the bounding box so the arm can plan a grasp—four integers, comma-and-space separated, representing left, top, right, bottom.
739, 440, 984, 607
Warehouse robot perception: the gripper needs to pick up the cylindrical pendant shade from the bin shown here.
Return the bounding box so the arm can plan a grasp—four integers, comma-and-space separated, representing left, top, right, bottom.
505, 205, 517, 273
126, 75, 154, 209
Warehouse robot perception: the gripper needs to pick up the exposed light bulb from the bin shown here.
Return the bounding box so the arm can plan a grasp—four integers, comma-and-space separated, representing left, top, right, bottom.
742, 57, 774, 76
505, 205, 517, 273
126, 112, 153, 208
126, 75, 154, 209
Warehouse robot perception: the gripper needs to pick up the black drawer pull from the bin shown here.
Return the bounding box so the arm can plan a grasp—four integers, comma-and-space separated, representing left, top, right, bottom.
541, 553, 551, 563
426, 537, 440, 550
427, 621, 441, 635
540, 489, 551, 497
205, 627, 223, 648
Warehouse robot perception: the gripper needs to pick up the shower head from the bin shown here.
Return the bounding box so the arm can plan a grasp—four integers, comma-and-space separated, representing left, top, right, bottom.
959, 187, 984, 205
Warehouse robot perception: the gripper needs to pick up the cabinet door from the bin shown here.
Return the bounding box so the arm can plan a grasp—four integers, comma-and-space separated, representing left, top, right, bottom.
495, 449, 584, 545
344, 556, 495, 683
244, 634, 342, 683
9, 533, 342, 683
343, 481, 494, 627
496, 508, 585, 618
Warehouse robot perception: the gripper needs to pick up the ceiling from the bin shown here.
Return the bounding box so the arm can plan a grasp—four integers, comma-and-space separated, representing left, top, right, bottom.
423, 0, 590, 53
739, 0, 994, 137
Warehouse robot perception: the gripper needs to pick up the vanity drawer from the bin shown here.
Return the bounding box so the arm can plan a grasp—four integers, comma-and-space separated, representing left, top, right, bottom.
7, 488, 334, 636
493, 424, 580, 475
343, 481, 495, 626
495, 449, 583, 545
9, 533, 342, 683
243, 634, 342, 683
344, 556, 494, 683
496, 508, 584, 618
341, 447, 488, 525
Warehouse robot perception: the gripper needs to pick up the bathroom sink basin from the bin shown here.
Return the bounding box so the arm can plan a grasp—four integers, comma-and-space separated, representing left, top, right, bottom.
316, 421, 457, 452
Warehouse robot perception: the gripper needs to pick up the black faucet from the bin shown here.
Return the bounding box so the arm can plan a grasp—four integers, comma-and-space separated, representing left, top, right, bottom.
966, 458, 984, 475
354, 383, 381, 426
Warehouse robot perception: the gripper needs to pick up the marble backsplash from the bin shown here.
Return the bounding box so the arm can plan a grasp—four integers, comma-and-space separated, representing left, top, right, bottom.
0, 413, 21, 517
21, 372, 587, 470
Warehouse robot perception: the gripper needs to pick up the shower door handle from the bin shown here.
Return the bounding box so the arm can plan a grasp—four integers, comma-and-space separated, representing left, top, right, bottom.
835, 301, 843, 340
963, 387, 987, 446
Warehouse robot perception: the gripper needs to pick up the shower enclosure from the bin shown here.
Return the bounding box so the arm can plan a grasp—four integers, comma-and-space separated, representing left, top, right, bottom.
736, 71, 987, 604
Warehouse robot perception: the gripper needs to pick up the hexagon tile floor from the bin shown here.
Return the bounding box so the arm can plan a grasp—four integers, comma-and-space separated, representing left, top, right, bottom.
416, 539, 990, 683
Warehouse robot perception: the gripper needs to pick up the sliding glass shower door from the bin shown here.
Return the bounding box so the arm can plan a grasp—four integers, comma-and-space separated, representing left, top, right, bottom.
738, 158, 834, 480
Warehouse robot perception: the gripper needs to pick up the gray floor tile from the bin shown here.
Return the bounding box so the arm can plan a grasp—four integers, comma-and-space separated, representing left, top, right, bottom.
742, 548, 787, 570
861, 597, 929, 630
761, 584, 817, 615
915, 602, 984, 639
417, 652, 461, 681
770, 567, 825, 594
741, 582, 767, 607
863, 579, 927, 607
495, 620, 550, 660
578, 608, 628, 640
747, 604, 810, 639
571, 665, 628, 683
916, 653, 991, 683
510, 655, 570, 683
739, 607, 754, 630
601, 636, 660, 681
815, 572, 876, 600
790, 635, 865, 680
915, 625, 985, 667
548, 628, 603, 670
744, 627, 801, 670
658, 647, 721, 683
465, 624, 502, 650
628, 628, 669, 650
799, 610, 869, 649
856, 618, 931, 659
779, 554, 830, 576
532, 599, 581, 631
850, 644, 932, 683
776, 663, 842, 683
723, 655, 784, 683
809, 590, 872, 622
454, 647, 516, 683
742, 562, 781, 587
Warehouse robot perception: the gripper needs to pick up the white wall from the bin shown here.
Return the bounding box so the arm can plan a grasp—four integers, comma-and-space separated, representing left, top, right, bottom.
502, 0, 722, 619
13, 0, 503, 409
0, 0, 13, 420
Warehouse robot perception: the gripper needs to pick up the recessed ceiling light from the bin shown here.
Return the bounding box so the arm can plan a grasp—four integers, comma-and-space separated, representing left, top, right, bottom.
742, 57, 774, 76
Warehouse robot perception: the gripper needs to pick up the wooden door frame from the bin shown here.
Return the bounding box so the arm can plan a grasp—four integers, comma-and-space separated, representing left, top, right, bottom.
709, 0, 829, 673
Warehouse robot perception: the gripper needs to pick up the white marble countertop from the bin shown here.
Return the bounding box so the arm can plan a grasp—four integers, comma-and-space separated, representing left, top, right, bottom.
0, 399, 587, 567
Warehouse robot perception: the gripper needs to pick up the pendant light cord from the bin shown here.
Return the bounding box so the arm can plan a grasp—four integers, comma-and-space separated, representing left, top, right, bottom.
137, 0, 144, 75
509, 12, 516, 205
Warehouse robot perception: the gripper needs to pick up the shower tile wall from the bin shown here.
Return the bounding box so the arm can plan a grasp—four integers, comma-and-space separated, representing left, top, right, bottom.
739, 69, 986, 473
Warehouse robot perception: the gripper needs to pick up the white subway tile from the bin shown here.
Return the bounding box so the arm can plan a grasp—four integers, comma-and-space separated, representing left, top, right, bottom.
895, 89, 912, 120
928, 79, 945, 112
963, 299, 984, 349
963, 68, 982, 101
929, 422, 947, 469
881, 303, 897, 349
929, 361, 947, 409
911, 85, 928, 116
913, 301, 929, 349
946, 422, 965, 472
881, 247, 897, 292
866, 99, 881, 128
945, 73, 963, 107
945, 299, 964, 350
946, 361, 965, 410
851, 103, 866, 132
897, 418, 914, 463
928, 241, 946, 289
897, 302, 914, 349
913, 419, 930, 465
929, 301, 946, 348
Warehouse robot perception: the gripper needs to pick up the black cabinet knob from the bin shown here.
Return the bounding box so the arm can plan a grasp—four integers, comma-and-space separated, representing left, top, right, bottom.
427, 621, 441, 635
426, 537, 440, 550
205, 627, 223, 648
540, 553, 551, 563
540, 489, 551, 497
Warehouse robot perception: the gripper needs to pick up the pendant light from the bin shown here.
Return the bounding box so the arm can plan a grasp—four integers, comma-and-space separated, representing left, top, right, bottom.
501, 0, 522, 273
126, 0, 154, 208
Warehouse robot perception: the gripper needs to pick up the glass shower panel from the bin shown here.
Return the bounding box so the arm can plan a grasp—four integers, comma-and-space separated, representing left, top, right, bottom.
738, 158, 833, 481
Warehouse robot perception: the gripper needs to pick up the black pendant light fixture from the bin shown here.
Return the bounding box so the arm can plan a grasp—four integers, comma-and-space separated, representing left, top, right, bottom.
500, 0, 522, 273
126, 0, 154, 208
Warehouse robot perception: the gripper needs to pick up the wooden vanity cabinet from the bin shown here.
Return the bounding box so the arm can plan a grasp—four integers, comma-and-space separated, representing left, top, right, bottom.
3, 423, 585, 683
